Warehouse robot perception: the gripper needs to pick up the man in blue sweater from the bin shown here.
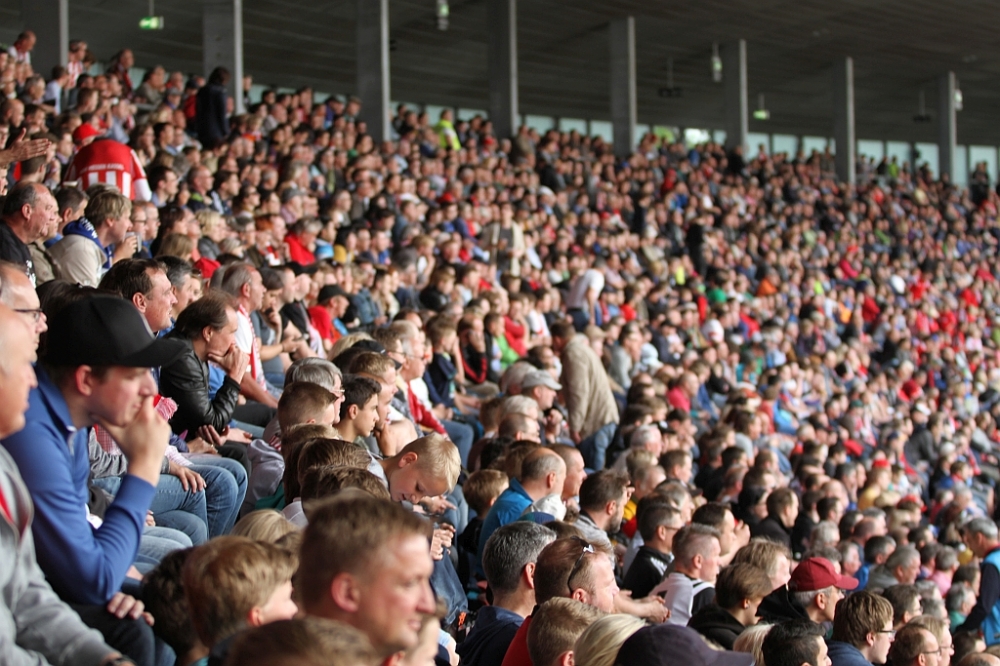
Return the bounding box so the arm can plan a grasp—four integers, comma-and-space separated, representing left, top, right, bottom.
2, 295, 184, 666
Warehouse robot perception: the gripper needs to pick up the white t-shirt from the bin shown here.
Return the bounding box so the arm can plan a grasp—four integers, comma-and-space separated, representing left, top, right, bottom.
566, 269, 605, 312
235, 306, 266, 389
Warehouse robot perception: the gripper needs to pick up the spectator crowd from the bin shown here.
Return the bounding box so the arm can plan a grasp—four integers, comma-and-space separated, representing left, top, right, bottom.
7, 26, 1000, 666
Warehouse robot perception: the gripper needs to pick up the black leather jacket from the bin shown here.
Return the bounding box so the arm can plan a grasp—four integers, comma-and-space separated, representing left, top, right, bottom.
158, 337, 241, 438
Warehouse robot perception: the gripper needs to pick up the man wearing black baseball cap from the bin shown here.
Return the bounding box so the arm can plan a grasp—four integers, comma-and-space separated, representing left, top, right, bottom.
2, 295, 184, 663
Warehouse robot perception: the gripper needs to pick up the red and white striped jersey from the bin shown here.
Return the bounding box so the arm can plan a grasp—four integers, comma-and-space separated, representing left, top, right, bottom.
66, 139, 151, 201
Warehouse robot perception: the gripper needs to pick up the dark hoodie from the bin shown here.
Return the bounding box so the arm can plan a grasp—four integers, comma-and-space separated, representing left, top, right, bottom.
757, 585, 808, 624
687, 604, 746, 650
827, 641, 874, 666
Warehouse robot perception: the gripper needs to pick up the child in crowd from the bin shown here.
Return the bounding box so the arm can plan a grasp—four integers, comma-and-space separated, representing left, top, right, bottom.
226, 617, 378, 666
143, 549, 206, 666
337, 374, 382, 444
283, 438, 373, 523
183, 536, 299, 661
457, 469, 509, 590
370, 433, 462, 505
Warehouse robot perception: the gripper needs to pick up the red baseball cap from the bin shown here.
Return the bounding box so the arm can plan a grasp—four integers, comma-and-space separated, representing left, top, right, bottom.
790, 557, 858, 592
72, 122, 102, 145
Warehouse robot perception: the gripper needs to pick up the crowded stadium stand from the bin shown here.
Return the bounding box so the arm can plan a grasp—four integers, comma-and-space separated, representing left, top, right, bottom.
4, 2, 1000, 666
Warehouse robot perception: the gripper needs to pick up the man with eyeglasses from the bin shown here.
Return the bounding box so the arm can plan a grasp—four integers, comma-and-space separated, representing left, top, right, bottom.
0, 260, 46, 346
889, 625, 944, 666
828, 590, 895, 666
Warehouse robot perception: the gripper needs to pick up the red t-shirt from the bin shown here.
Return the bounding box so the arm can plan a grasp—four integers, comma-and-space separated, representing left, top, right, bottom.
500, 613, 533, 666
66, 139, 148, 200
307, 305, 339, 344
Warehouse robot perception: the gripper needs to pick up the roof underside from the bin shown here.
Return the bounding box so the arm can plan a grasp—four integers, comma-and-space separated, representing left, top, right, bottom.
4, 0, 1000, 144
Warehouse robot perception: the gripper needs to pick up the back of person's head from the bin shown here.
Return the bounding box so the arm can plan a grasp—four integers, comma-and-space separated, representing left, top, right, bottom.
183, 536, 298, 648
578, 469, 630, 514
636, 498, 683, 543
346, 351, 396, 380
672, 523, 721, 569
762, 620, 824, 666
85, 189, 131, 228
882, 584, 921, 626
733, 624, 773, 666
291, 438, 371, 501
715, 563, 773, 611
527, 598, 605, 666
766, 487, 797, 518
285, 357, 341, 393
219, 263, 257, 299
143, 548, 200, 660
534, 537, 612, 605
172, 290, 235, 340
889, 624, 936, 666
231, 509, 299, 544
953, 631, 983, 664
886, 545, 920, 573
498, 412, 535, 440
573, 614, 645, 666
298, 494, 432, 612
464, 469, 509, 515
278, 381, 336, 430
865, 535, 897, 563
482, 522, 557, 596
831, 590, 893, 647
224, 617, 378, 666
519, 448, 564, 485
394, 433, 462, 491
301, 466, 390, 502
691, 501, 733, 532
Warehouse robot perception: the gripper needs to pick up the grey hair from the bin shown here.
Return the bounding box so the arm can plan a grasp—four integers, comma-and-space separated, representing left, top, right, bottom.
885, 544, 920, 570
791, 585, 834, 610
499, 395, 538, 420
482, 522, 556, 595
630, 425, 661, 451
284, 357, 341, 392
965, 517, 999, 540
810, 520, 841, 550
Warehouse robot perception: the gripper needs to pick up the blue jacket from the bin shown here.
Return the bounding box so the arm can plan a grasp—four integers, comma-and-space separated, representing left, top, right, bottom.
1, 367, 155, 605
827, 641, 873, 666
477, 479, 533, 568
457, 605, 524, 666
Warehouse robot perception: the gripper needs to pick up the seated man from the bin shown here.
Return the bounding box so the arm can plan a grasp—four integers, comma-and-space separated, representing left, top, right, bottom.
2, 295, 184, 663
50, 189, 135, 287
827, 590, 894, 666
0, 304, 128, 666
459, 522, 556, 666
623, 499, 683, 599
337, 374, 382, 445
688, 563, 773, 650
652, 524, 721, 625
888, 624, 943, 666
298, 494, 437, 659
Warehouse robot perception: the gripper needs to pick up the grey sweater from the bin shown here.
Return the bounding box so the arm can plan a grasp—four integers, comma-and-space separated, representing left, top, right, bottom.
0, 446, 116, 665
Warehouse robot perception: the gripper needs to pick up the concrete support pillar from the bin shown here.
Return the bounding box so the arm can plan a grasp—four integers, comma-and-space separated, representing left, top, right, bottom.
357, 0, 391, 143
832, 56, 856, 185
21, 0, 68, 81
609, 17, 637, 158
203, 0, 245, 114
938, 71, 957, 183
723, 40, 748, 154
487, 0, 518, 140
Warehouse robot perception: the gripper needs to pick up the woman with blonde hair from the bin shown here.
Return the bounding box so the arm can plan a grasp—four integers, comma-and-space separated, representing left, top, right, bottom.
155, 232, 195, 261
196, 209, 229, 260
732, 623, 772, 666
230, 509, 299, 544
573, 614, 646, 666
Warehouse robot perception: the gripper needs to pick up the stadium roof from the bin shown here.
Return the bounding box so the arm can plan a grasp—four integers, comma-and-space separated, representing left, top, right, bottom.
4, 0, 1000, 144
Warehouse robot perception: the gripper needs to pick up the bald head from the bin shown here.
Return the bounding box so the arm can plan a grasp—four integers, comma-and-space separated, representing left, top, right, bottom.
518, 448, 567, 501
0, 304, 37, 437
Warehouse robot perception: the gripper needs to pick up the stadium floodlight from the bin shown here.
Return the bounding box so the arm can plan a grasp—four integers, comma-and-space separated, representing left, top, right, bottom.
955, 86, 963, 112
711, 43, 722, 83
437, 0, 449, 31
753, 93, 769, 121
